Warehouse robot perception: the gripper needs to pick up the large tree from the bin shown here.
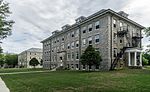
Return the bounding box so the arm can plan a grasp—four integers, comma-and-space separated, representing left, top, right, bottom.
0, 0, 14, 40
144, 27, 150, 37
29, 58, 39, 68
5, 54, 18, 68
0, 53, 4, 67
80, 45, 102, 71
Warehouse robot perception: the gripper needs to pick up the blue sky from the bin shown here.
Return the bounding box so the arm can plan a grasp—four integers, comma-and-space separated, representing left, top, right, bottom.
2, 0, 150, 54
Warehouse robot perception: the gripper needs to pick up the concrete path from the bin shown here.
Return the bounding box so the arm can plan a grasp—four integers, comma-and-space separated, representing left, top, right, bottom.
0, 77, 10, 92
0, 71, 47, 75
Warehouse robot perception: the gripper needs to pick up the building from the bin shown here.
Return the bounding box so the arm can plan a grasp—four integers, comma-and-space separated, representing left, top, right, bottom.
18, 48, 43, 68
41, 9, 144, 70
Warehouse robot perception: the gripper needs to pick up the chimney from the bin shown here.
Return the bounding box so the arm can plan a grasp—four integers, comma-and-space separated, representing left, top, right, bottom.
75, 16, 86, 23
118, 11, 129, 18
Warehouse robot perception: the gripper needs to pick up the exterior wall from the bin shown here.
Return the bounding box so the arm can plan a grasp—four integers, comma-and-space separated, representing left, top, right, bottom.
42, 10, 143, 70
42, 15, 111, 70
111, 15, 142, 68
18, 50, 43, 68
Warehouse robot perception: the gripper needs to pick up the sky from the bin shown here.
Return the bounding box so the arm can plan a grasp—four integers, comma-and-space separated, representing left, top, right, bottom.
1, 0, 150, 54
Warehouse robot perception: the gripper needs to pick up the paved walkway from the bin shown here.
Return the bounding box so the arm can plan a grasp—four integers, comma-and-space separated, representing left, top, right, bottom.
0, 71, 47, 75
0, 77, 10, 92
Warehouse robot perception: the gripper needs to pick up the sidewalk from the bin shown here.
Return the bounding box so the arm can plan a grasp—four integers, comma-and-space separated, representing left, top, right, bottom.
0, 71, 47, 75
0, 77, 10, 92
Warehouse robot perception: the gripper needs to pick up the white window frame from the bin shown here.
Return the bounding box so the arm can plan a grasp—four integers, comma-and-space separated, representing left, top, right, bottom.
82, 38, 86, 46
95, 34, 100, 44
71, 42, 75, 49
88, 24, 92, 32
88, 36, 92, 45
95, 21, 100, 29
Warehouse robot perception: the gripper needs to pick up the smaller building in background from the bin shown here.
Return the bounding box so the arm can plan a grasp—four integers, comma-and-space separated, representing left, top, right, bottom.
18, 48, 43, 68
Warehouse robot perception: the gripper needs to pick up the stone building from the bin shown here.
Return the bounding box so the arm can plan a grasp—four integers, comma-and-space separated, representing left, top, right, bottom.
41, 9, 144, 70
18, 48, 43, 68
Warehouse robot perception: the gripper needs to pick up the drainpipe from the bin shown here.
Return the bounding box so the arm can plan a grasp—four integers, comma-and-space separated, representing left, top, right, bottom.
78, 24, 81, 70
110, 15, 113, 70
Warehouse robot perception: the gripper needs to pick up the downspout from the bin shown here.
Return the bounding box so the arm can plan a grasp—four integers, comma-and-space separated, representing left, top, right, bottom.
78, 24, 81, 70
110, 14, 113, 70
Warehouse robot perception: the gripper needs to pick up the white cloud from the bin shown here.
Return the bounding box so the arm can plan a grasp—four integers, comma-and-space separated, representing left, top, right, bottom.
2, 0, 150, 53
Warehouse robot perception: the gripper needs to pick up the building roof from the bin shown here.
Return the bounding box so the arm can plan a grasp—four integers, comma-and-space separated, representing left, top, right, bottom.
19, 48, 42, 54
41, 9, 145, 43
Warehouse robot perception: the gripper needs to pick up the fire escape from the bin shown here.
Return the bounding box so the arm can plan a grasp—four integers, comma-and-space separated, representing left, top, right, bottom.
110, 26, 142, 70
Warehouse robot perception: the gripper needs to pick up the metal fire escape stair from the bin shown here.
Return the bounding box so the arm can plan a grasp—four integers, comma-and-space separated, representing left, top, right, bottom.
110, 26, 132, 70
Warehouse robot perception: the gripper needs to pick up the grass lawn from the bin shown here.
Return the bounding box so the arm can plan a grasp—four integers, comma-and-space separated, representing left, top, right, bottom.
0, 68, 45, 73
1, 69, 150, 92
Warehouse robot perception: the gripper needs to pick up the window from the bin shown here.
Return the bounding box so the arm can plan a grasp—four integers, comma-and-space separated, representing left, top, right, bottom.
71, 42, 75, 49
76, 41, 79, 48
120, 39, 122, 43
35, 53, 36, 55
76, 51, 79, 59
82, 38, 86, 46
113, 48, 117, 57
71, 31, 74, 37
82, 27, 86, 34
62, 37, 64, 41
120, 22, 123, 31
76, 64, 79, 68
71, 52, 74, 60
88, 24, 92, 32
75, 29, 79, 37
95, 34, 100, 43
88, 37, 92, 45
61, 44, 64, 50
67, 53, 71, 60
30, 52, 31, 55
67, 33, 70, 38
113, 19, 117, 28
95, 21, 100, 29
57, 38, 59, 42
113, 33, 117, 43
67, 43, 70, 49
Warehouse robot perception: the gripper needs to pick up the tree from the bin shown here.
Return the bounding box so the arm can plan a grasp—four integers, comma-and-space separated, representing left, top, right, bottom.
40, 59, 43, 66
80, 45, 102, 71
0, 46, 2, 53
5, 54, 18, 68
29, 58, 39, 68
142, 52, 150, 65
0, 54, 4, 67
142, 56, 148, 65
0, 0, 14, 40
144, 27, 150, 37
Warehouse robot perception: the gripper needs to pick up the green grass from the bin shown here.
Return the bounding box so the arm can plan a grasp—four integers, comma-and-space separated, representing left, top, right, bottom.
1, 69, 150, 92
0, 68, 45, 73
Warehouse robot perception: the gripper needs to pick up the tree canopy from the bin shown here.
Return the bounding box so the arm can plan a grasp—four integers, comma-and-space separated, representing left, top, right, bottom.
80, 45, 102, 70
144, 27, 150, 37
0, 0, 14, 40
29, 58, 39, 68
5, 54, 18, 67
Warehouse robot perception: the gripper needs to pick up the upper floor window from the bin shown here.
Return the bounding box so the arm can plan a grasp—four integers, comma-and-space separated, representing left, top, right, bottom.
88, 36, 92, 45
71, 31, 74, 37
62, 37, 64, 41
82, 38, 86, 46
82, 27, 86, 34
95, 34, 100, 43
67, 43, 70, 49
67, 33, 70, 38
88, 24, 92, 32
75, 29, 79, 37
95, 21, 100, 29
76, 41, 79, 48
71, 42, 75, 49
113, 19, 117, 28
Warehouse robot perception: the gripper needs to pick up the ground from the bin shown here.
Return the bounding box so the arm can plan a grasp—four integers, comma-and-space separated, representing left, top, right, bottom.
1, 68, 150, 92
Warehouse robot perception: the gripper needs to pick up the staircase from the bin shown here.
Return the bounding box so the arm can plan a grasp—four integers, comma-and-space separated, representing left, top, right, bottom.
110, 47, 126, 70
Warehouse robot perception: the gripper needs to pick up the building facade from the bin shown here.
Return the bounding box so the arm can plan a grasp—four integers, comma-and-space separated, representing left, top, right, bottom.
18, 48, 43, 68
41, 9, 144, 70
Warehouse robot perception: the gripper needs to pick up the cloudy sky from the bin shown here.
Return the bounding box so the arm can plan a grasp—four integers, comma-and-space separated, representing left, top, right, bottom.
2, 0, 150, 54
